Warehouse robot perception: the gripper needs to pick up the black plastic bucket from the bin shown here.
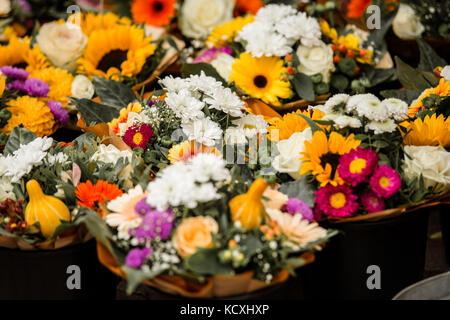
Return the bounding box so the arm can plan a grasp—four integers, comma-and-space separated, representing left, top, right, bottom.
299, 208, 430, 300
0, 239, 118, 300
440, 204, 450, 266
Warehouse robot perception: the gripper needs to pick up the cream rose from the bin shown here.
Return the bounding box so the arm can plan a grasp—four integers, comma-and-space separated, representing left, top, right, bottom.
272, 129, 312, 180
36, 22, 87, 71
172, 216, 219, 258
392, 4, 424, 40
297, 40, 335, 83
71, 75, 95, 100
92, 144, 134, 188
210, 53, 235, 82
179, 0, 234, 39
403, 146, 450, 193
0, 0, 11, 16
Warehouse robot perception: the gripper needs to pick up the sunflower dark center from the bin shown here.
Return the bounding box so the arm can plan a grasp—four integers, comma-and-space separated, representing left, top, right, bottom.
97, 49, 128, 73
152, 1, 164, 12
320, 152, 341, 179
13, 62, 28, 69
253, 75, 268, 88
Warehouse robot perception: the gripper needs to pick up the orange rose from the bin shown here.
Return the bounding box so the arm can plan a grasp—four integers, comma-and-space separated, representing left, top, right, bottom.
172, 216, 219, 258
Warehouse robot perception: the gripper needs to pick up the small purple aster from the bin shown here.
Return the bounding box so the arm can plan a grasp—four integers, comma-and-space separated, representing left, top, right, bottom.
284, 198, 314, 222
134, 198, 152, 216
125, 247, 152, 268
48, 100, 69, 125
24, 78, 49, 97
0, 66, 29, 80
131, 208, 175, 241
6, 80, 26, 92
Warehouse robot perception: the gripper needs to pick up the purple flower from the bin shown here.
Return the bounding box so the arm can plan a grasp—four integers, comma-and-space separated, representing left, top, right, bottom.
134, 198, 152, 216
0, 66, 29, 80
369, 165, 401, 198
18, 0, 31, 13
131, 208, 174, 241
194, 47, 232, 63
6, 80, 26, 92
48, 100, 69, 124
284, 198, 314, 222
24, 78, 49, 97
125, 247, 152, 268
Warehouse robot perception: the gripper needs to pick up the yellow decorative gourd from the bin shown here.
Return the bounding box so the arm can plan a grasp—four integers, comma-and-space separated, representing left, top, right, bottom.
229, 178, 269, 230
25, 180, 71, 238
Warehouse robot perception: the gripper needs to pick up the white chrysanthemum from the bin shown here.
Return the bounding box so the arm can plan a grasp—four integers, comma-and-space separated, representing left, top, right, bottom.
255, 4, 297, 25
333, 115, 362, 129
224, 127, 247, 145
165, 89, 205, 123
46, 152, 70, 166
381, 98, 408, 121
231, 114, 268, 138
92, 144, 132, 164
365, 119, 397, 135
182, 117, 223, 147
276, 13, 321, 47
203, 86, 245, 117
159, 76, 191, 93
106, 185, 145, 240
346, 94, 377, 112
324, 94, 350, 114
348, 94, 388, 121
0, 137, 53, 183
0, 177, 15, 202
188, 72, 223, 93
189, 153, 231, 183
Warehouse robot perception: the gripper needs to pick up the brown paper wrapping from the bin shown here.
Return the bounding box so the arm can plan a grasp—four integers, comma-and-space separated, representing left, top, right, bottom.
273, 94, 331, 112
96, 241, 316, 298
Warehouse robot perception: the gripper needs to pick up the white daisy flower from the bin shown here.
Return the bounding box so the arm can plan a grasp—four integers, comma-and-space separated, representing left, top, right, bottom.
350, 94, 388, 121
203, 86, 245, 117
333, 115, 362, 129
324, 94, 350, 114
182, 117, 223, 147
231, 114, 268, 138
381, 98, 409, 121
365, 119, 398, 135
165, 89, 205, 123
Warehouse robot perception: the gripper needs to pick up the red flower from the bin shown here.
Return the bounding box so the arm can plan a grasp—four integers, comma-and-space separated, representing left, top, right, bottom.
123, 124, 154, 149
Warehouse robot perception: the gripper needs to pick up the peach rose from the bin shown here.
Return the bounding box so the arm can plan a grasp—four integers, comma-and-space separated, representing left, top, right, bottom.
172, 216, 219, 258
262, 185, 288, 210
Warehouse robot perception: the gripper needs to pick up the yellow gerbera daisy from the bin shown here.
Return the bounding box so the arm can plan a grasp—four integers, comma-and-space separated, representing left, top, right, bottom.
30, 67, 74, 106
267, 109, 326, 142
168, 140, 221, 164
207, 15, 254, 48
66, 12, 132, 36
300, 131, 361, 187
77, 24, 156, 79
108, 102, 143, 135
408, 79, 450, 117
401, 114, 450, 147
0, 36, 49, 72
230, 53, 292, 107
1, 96, 56, 137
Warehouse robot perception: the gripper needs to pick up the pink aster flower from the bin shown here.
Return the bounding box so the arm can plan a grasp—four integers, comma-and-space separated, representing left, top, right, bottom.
125, 247, 152, 268
123, 124, 154, 149
361, 190, 385, 213
337, 147, 378, 186
284, 198, 314, 222
194, 47, 232, 63
369, 165, 401, 198
314, 184, 359, 218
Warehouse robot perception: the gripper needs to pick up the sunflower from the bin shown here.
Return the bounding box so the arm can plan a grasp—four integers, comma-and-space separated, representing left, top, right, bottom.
300, 131, 361, 187
77, 24, 156, 79
0, 36, 49, 72
168, 140, 221, 164
131, 0, 176, 27
30, 67, 74, 106
230, 53, 292, 107
267, 109, 326, 142
408, 79, 450, 117
76, 180, 123, 210
401, 114, 450, 147
67, 12, 132, 36
207, 15, 254, 48
1, 96, 56, 137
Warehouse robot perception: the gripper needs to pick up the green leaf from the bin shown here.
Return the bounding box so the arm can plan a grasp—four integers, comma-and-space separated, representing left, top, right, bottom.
362, 67, 397, 87
371, 140, 389, 148
239, 234, 264, 264
4, 126, 37, 155
76, 210, 115, 254
380, 89, 423, 104
122, 266, 164, 295
69, 97, 120, 126
185, 247, 235, 276
286, 257, 307, 268
395, 57, 431, 91
181, 63, 227, 86
295, 113, 324, 134
293, 72, 315, 101
278, 175, 316, 207
92, 77, 137, 110
165, 35, 180, 53
417, 39, 447, 73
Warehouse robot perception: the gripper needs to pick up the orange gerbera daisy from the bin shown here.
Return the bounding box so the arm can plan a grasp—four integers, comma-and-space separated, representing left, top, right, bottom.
168, 140, 221, 164
75, 180, 123, 209
234, 0, 263, 15
408, 78, 450, 117
346, 0, 371, 18
131, 0, 176, 27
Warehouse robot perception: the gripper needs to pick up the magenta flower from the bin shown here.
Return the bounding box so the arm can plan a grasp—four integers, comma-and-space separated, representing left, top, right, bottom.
194, 47, 232, 63
338, 147, 378, 187
6, 80, 26, 92
314, 184, 359, 218
361, 190, 385, 213
131, 208, 174, 241
123, 124, 154, 149
134, 198, 152, 216
284, 198, 314, 222
125, 247, 152, 268
0, 66, 29, 80
369, 165, 401, 198
24, 78, 49, 97
48, 100, 69, 124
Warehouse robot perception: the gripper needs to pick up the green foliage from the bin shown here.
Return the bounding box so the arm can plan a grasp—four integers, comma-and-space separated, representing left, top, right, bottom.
278, 176, 316, 207
395, 57, 433, 91
92, 77, 137, 110
4, 126, 37, 155
293, 72, 315, 101
185, 247, 235, 275
69, 98, 120, 126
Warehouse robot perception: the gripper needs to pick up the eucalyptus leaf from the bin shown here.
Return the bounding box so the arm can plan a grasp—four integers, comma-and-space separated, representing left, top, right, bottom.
69, 97, 120, 126
395, 57, 431, 91
278, 175, 316, 207
380, 89, 423, 104
92, 77, 137, 110
417, 39, 447, 73
185, 247, 234, 275
293, 72, 315, 101
123, 266, 165, 295
4, 126, 37, 155
76, 210, 115, 254
295, 114, 324, 134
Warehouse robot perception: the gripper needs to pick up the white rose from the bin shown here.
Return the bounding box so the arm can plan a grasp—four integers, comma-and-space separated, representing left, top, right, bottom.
92, 144, 134, 188
179, 0, 234, 39
210, 53, 235, 82
403, 146, 450, 193
71, 75, 95, 100
0, 0, 11, 16
297, 41, 335, 83
36, 22, 87, 71
393, 4, 424, 40
441, 66, 450, 81
272, 128, 312, 180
